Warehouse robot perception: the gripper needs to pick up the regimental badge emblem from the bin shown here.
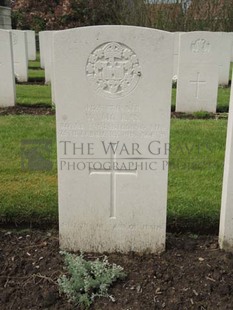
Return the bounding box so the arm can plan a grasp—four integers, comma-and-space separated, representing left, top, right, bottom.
86, 42, 141, 98
191, 39, 210, 54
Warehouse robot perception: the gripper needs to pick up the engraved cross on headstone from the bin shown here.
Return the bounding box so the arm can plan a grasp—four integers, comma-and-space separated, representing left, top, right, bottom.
89, 150, 137, 219
190, 72, 206, 99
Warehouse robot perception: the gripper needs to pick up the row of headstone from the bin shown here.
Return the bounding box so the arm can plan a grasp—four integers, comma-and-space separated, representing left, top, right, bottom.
1, 26, 233, 254
50, 26, 233, 254
175, 31, 233, 113
39, 30, 233, 113
0, 29, 36, 107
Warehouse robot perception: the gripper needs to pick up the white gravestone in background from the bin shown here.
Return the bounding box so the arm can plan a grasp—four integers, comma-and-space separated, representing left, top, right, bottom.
10, 30, 28, 82
173, 32, 183, 78
218, 32, 232, 86
0, 30, 15, 107
231, 33, 233, 62
25, 30, 36, 61
50, 33, 56, 105
53, 26, 174, 253
176, 32, 220, 113
43, 31, 53, 84
219, 73, 233, 252
39, 31, 45, 69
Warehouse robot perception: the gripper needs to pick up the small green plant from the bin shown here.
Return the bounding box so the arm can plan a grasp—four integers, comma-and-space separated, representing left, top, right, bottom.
58, 251, 127, 309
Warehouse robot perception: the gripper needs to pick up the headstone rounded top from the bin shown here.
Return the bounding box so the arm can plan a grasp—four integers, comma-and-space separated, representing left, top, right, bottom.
86, 41, 141, 99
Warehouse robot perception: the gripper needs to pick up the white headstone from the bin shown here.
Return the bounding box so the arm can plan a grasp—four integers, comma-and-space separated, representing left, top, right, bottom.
10, 30, 28, 82
173, 32, 183, 78
39, 31, 45, 69
219, 73, 233, 252
231, 33, 233, 62
50, 34, 56, 106
0, 30, 15, 107
218, 32, 232, 86
176, 32, 220, 113
54, 26, 174, 253
43, 31, 53, 84
25, 30, 36, 61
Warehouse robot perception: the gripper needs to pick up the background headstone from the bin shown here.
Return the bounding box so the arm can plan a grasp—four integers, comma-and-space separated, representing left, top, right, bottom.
25, 30, 36, 61
43, 31, 53, 84
39, 31, 45, 69
176, 31, 220, 113
10, 30, 28, 82
173, 32, 183, 78
0, 29, 15, 106
54, 26, 174, 253
219, 73, 233, 252
231, 32, 233, 62
218, 32, 232, 86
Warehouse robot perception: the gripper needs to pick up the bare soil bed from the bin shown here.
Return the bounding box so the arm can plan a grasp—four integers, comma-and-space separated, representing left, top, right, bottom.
0, 106, 54, 116
0, 229, 233, 309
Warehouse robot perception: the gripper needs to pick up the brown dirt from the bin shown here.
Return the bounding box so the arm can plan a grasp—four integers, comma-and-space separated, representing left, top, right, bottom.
0, 105, 54, 116
0, 229, 233, 309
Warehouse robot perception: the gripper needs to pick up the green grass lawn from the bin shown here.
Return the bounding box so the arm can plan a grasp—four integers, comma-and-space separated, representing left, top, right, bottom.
28, 52, 41, 69
168, 119, 226, 232
28, 52, 45, 81
28, 69, 45, 80
0, 116, 227, 232
0, 116, 57, 224
16, 84, 52, 106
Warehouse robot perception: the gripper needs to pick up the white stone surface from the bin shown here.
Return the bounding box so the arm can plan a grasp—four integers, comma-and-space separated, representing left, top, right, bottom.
219, 73, 233, 252
231, 33, 233, 62
25, 30, 36, 61
10, 30, 28, 82
54, 26, 174, 253
39, 31, 45, 69
50, 33, 56, 105
43, 31, 53, 84
173, 32, 183, 78
218, 32, 232, 86
176, 31, 220, 113
0, 30, 15, 107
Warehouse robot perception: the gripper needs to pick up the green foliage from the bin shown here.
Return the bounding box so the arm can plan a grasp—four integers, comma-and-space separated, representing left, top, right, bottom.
58, 252, 126, 308
11, 0, 233, 33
